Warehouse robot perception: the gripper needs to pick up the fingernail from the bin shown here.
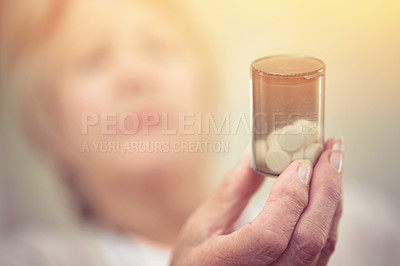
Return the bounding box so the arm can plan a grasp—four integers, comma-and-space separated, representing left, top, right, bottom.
332, 137, 345, 150
329, 149, 344, 173
297, 160, 312, 185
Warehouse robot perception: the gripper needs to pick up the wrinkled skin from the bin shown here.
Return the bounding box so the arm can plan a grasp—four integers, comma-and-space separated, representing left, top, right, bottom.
171, 137, 344, 266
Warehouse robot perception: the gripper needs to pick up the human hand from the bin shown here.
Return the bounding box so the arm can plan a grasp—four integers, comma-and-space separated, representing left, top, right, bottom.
170, 137, 344, 266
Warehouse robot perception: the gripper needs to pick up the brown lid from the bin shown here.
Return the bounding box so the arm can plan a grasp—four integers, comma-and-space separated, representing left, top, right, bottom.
251, 54, 325, 79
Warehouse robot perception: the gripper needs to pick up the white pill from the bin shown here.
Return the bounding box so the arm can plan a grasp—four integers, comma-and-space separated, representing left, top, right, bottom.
266, 128, 281, 149
305, 125, 319, 144
279, 125, 304, 152
294, 119, 308, 130
253, 139, 267, 166
295, 119, 319, 144
292, 147, 305, 161
265, 147, 291, 174
304, 143, 323, 164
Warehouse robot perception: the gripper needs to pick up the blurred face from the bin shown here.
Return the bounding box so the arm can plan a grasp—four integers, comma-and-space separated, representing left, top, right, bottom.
40, 0, 210, 219
47, 0, 206, 169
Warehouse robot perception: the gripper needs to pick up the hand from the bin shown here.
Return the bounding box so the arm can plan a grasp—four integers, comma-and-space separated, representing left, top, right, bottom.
170, 137, 344, 266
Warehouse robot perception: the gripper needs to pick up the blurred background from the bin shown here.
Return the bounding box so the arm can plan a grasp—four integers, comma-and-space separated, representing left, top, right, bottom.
1, 0, 400, 265
177, 0, 400, 196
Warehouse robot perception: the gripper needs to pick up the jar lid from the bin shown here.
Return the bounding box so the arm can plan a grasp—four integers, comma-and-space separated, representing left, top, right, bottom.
251, 54, 325, 79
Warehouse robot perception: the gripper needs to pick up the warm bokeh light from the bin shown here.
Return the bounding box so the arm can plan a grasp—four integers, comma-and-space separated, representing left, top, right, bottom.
178, 0, 400, 191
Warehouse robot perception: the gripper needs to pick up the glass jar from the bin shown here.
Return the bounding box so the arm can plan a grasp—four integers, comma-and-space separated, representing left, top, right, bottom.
251, 54, 325, 176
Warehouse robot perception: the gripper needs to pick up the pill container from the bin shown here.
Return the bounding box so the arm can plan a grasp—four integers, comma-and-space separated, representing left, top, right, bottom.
251, 55, 325, 176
